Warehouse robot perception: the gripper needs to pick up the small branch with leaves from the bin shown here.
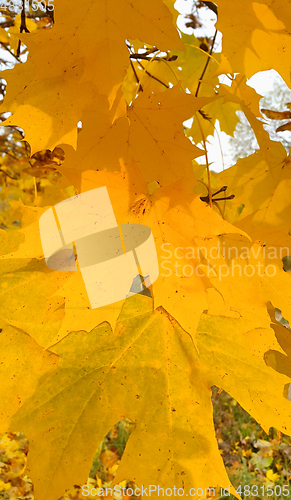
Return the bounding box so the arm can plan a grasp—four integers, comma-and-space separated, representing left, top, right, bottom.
126, 44, 177, 93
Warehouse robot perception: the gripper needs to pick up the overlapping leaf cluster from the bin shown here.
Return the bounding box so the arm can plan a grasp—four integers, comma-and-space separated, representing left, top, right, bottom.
1, 0, 291, 499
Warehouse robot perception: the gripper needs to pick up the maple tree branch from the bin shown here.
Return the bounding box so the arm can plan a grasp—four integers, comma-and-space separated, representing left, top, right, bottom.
0, 41, 20, 62
20, 0, 30, 33
17, 0, 30, 58
212, 185, 228, 197
195, 28, 217, 97
33, 177, 38, 200
198, 109, 211, 120
195, 113, 212, 207
0, 168, 18, 180
212, 195, 235, 202
138, 60, 169, 90
184, 43, 220, 64
199, 183, 235, 220
0, 18, 15, 28
159, 58, 181, 85
130, 53, 177, 62
201, 117, 225, 171
199, 1, 218, 16
127, 45, 169, 92
1, 151, 19, 160
213, 121, 225, 170
212, 200, 224, 217
130, 59, 143, 92
46, 3, 54, 23
141, 47, 159, 56
126, 44, 159, 57
200, 184, 235, 203
130, 52, 158, 61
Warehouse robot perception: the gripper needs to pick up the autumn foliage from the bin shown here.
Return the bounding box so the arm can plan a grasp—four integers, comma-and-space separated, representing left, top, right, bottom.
1, 0, 291, 499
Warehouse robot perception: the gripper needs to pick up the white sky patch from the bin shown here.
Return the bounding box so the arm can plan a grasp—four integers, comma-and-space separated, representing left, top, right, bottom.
174, 0, 289, 172
248, 70, 279, 94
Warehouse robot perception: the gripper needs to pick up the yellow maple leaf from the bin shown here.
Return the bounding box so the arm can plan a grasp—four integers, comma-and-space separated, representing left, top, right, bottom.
10, 294, 240, 500
215, 0, 291, 86
55, 167, 249, 341
0, 323, 58, 431
1, 0, 183, 151
60, 85, 213, 186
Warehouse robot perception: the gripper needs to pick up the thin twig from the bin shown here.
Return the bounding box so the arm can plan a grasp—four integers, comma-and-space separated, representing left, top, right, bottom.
130, 54, 161, 61
0, 151, 19, 160
195, 28, 217, 97
0, 168, 18, 180
46, 3, 54, 23
212, 195, 234, 202
33, 177, 37, 200
0, 41, 20, 62
196, 113, 212, 207
130, 53, 177, 62
20, 0, 30, 33
199, 1, 218, 16
17, 0, 30, 58
138, 60, 169, 90
184, 43, 220, 65
130, 59, 143, 91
